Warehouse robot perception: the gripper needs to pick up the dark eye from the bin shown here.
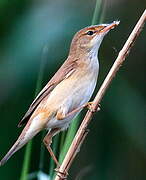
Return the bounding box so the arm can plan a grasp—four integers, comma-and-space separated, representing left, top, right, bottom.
87, 31, 94, 35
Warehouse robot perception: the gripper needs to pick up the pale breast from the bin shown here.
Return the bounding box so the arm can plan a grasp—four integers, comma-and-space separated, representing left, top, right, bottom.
46, 76, 98, 130
46, 60, 98, 129
48, 59, 98, 107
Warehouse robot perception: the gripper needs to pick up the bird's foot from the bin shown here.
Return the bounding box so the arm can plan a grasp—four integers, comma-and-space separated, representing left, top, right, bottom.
87, 102, 101, 112
55, 168, 68, 180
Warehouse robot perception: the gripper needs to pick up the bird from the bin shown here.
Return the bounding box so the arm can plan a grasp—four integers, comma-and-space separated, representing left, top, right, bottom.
0, 21, 119, 167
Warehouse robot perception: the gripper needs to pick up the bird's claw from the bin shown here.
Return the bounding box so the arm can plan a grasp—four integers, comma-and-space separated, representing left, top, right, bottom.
55, 168, 68, 179
87, 102, 101, 112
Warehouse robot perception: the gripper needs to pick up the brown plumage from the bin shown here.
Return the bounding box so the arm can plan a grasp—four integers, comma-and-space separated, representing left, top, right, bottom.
18, 57, 78, 127
0, 21, 119, 166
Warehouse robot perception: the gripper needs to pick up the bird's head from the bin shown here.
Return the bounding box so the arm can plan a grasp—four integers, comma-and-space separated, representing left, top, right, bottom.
69, 21, 120, 57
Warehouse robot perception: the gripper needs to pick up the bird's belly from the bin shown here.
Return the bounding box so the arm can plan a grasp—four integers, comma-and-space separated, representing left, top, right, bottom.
46, 70, 98, 130
46, 80, 96, 130
47, 82, 96, 130
46, 113, 78, 131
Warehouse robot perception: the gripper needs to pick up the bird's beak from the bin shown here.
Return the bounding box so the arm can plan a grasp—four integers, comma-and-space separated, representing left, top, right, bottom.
100, 21, 120, 34
89, 21, 120, 49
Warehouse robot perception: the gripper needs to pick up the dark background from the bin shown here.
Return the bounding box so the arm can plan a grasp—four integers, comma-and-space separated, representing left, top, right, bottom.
0, 0, 146, 179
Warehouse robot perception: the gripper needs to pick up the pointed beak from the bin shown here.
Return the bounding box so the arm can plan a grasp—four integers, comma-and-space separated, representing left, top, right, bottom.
100, 21, 120, 33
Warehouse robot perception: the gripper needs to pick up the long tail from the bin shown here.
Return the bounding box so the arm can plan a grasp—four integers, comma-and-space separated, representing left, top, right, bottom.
0, 116, 43, 166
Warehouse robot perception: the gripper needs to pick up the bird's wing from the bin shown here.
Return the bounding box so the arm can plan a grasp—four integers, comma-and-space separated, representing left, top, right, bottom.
18, 58, 78, 127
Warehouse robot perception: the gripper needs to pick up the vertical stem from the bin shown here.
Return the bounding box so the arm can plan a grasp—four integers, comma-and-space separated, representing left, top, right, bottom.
38, 131, 46, 171
20, 141, 33, 180
92, 0, 102, 25
99, 0, 106, 24
20, 45, 49, 180
54, 0, 106, 179
57, 0, 106, 169
59, 132, 66, 151
58, 116, 80, 164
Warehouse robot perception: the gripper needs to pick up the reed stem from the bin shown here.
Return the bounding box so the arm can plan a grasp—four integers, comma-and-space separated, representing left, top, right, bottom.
20, 45, 48, 180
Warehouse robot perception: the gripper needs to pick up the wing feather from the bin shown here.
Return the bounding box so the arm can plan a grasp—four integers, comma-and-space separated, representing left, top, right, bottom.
18, 58, 78, 127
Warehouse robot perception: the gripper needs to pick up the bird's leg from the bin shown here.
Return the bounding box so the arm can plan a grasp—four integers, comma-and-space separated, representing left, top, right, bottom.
43, 128, 61, 168
56, 102, 101, 120
43, 128, 69, 178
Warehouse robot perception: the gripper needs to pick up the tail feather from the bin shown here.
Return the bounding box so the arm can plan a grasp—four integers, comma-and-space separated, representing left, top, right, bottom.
0, 115, 44, 166
0, 139, 24, 166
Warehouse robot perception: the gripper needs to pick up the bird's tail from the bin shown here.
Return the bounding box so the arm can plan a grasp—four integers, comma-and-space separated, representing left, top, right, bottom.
0, 116, 44, 166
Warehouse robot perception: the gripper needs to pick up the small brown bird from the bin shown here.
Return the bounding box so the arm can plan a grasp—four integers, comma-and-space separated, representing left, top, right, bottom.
0, 21, 119, 166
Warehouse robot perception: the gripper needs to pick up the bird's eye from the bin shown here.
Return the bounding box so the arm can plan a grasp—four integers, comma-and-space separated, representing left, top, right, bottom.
87, 31, 94, 35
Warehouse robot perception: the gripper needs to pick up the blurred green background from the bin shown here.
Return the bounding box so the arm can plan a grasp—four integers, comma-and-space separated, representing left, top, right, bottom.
0, 0, 146, 179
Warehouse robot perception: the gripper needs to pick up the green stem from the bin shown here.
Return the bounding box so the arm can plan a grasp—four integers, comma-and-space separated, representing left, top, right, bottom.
56, 0, 107, 174
20, 141, 33, 180
38, 131, 46, 171
49, 0, 107, 178
99, 0, 106, 24
20, 45, 49, 180
92, 0, 106, 25
59, 132, 66, 152
58, 116, 80, 164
